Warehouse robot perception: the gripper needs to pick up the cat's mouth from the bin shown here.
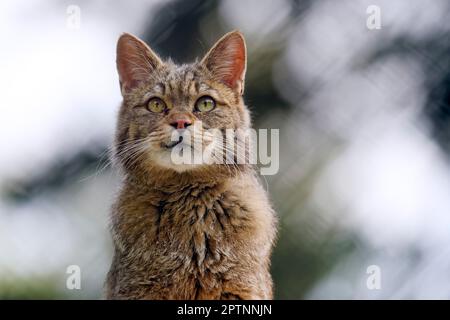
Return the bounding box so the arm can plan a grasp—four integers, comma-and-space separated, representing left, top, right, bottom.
164, 136, 183, 149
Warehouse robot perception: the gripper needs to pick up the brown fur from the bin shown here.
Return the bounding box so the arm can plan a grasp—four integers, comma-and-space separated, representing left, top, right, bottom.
105, 31, 278, 299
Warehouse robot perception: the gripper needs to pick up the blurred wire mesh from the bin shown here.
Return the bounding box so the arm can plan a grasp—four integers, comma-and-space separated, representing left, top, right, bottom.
0, 0, 449, 299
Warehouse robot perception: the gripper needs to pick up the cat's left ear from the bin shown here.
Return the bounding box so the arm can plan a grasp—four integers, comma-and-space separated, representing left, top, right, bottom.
200, 31, 247, 95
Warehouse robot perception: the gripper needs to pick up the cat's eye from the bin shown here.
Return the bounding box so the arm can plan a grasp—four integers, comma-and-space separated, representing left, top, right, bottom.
195, 96, 215, 112
147, 97, 166, 113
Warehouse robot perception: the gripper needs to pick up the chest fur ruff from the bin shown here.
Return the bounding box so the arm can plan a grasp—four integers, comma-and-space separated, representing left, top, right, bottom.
109, 179, 274, 299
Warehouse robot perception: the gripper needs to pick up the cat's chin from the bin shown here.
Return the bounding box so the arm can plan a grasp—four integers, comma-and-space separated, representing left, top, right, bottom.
156, 159, 206, 173
149, 149, 212, 173
162, 163, 207, 173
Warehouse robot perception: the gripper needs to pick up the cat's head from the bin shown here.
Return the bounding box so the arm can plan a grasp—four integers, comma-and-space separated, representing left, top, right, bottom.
114, 31, 251, 178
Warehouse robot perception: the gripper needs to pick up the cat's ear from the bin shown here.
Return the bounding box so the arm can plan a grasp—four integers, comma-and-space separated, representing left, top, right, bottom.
116, 33, 163, 94
200, 31, 247, 95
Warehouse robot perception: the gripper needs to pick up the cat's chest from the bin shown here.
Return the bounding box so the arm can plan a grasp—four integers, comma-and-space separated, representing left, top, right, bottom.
148, 187, 250, 270
155, 188, 245, 241
116, 182, 253, 272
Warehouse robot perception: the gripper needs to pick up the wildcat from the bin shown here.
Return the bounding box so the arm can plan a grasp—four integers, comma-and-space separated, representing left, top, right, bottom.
105, 31, 278, 299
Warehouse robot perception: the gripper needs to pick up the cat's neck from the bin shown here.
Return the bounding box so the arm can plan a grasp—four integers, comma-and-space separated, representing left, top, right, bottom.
123, 164, 252, 192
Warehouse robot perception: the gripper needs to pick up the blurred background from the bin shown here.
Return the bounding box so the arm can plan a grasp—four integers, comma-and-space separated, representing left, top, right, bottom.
0, 0, 449, 299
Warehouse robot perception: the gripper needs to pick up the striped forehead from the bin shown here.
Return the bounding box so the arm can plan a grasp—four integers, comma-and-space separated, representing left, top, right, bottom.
165, 66, 195, 93
154, 65, 209, 103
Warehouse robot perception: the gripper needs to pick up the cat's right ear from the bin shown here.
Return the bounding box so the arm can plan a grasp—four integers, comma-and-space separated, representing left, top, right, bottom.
116, 33, 162, 95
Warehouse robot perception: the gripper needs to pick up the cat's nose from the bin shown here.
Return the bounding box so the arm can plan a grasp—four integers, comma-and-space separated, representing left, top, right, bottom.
170, 118, 192, 130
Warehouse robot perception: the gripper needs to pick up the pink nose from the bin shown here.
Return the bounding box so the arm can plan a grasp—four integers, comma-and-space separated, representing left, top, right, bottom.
170, 119, 192, 129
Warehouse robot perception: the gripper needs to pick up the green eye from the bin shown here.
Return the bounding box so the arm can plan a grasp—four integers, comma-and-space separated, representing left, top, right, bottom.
195, 96, 215, 112
147, 98, 166, 113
